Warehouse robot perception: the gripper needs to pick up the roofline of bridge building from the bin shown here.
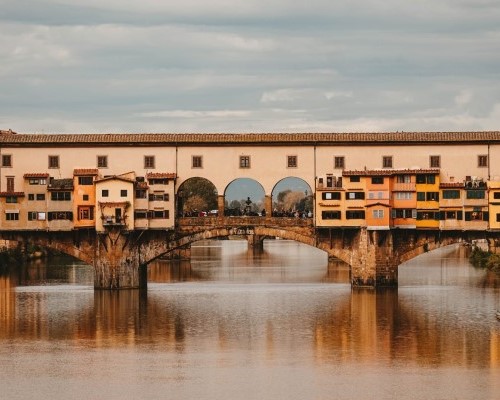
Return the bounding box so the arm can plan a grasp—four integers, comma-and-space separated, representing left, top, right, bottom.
0, 131, 500, 147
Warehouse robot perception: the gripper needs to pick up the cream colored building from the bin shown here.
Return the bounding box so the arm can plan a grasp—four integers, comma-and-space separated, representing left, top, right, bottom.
1, 131, 500, 232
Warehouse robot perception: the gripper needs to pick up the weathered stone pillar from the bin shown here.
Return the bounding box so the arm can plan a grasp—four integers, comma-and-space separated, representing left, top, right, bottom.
350, 228, 398, 288
218, 195, 225, 217
264, 195, 272, 217
94, 230, 145, 289
247, 234, 264, 249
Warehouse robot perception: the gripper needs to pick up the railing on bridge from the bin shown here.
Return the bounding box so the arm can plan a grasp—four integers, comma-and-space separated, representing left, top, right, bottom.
177, 216, 314, 228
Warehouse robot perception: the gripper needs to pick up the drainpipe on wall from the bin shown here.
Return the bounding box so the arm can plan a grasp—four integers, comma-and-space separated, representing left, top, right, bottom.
313, 142, 317, 229
488, 143, 491, 180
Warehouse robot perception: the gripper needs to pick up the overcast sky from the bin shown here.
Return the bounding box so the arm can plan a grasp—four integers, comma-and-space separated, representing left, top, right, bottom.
1, 0, 499, 133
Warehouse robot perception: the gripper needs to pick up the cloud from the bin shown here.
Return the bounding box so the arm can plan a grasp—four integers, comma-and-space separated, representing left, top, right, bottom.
0, 1, 499, 133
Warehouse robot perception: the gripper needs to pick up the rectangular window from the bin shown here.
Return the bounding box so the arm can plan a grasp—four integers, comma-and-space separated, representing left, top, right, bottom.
372, 209, 384, 218
393, 209, 414, 219
417, 192, 425, 201
50, 192, 71, 201
497, 213, 500, 223
136, 189, 147, 199
6, 176, 14, 192
6, 196, 17, 203
28, 194, 35, 201
102, 189, 109, 197
83, 194, 89, 201
36, 193, 45, 201
416, 174, 426, 184
287, 155, 297, 168
134, 210, 148, 219
48, 211, 73, 221
29, 178, 47, 185
494, 192, 500, 200
144, 155, 155, 169
149, 178, 168, 185
427, 175, 436, 184
426, 192, 439, 201
334, 156, 345, 169
78, 206, 94, 220
1, 154, 12, 167
442, 190, 460, 199
148, 193, 169, 201
396, 175, 410, 183
382, 156, 393, 168
120, 189, 127, 197
371, 177, 384, 184
446, 211, 457, 219
478, 155, 488, 167
97, 155, 108, 168
350, 176, 360, 183
346, 210, 365, 219
239, 156, 250, 168
192, 156, 203, 168
152, 210, 169, 219
346, 191, 365, 200
466, 190, 485, 199
48, 155, 59, 169
322, 211, 341, 220
416, 211, 439, 221
6, 212, 19, 221
78, 176, 93, 185
322, 192, 341, 200
395, 192, 412, 200
28, 211, 46, 221
430, 155, 441, 168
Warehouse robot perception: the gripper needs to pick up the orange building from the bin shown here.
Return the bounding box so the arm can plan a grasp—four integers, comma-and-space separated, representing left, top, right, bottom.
73, 169, 98, 229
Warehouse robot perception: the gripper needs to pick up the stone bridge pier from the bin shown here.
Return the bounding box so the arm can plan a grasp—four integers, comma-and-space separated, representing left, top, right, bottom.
94, 229, 145, 290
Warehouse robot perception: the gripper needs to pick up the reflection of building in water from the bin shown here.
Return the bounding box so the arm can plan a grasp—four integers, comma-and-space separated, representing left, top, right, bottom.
313, 289, 500, 368
0, 275, 16, 338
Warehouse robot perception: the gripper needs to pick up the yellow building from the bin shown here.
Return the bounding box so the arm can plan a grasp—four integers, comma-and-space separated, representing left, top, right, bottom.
488, 180, 500, 230
415, 169, 440, 229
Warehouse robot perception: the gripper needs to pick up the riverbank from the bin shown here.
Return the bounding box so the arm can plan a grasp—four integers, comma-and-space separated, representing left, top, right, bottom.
469, 247, 500, 273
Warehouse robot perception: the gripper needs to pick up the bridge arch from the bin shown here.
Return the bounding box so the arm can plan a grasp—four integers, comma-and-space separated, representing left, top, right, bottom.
0, 237, 94, 266
142, 224, 324, 264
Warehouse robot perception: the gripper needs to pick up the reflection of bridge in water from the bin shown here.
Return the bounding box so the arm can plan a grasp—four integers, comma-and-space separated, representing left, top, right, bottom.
1, 266, 498, 369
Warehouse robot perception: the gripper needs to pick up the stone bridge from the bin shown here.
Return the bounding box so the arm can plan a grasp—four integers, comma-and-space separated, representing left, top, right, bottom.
1, 217, 498, 289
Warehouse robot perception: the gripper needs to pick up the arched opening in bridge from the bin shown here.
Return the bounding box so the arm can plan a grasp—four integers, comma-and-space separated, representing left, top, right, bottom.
224, 178, 265, 216
177, 177, 218, 217
271, 177, 313, 217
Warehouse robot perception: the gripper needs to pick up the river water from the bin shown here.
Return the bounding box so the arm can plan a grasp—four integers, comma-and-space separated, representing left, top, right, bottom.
1, 240, 499, 400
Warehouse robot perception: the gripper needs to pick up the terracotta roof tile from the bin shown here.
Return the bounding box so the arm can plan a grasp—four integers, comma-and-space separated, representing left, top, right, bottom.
0, 192, 25, 197
136, 182, 149, 189
440, 182, 464, 188
23, 173, 49, 178
73, 168, 99, 176
146, 172, 177, 179
0, 132, 499, 145
343, 168, 440, 176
